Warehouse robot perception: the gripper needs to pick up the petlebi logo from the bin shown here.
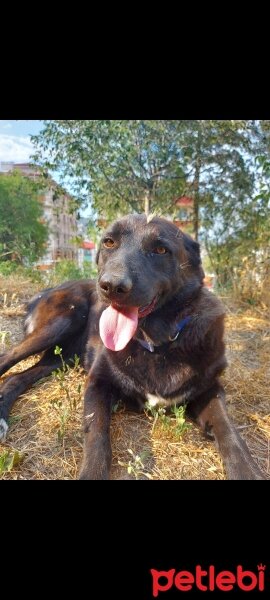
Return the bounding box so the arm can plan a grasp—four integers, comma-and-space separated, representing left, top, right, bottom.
150, 564, 266, 596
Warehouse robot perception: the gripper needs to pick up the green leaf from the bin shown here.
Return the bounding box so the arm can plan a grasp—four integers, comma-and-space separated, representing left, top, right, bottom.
0, 449, 24, 473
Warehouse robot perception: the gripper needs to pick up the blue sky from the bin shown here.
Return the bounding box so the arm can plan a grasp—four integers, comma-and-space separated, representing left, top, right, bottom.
0, 120, 43, 161
0, 120, 91, 217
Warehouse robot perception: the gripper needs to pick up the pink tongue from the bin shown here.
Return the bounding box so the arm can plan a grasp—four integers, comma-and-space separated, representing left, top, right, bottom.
99, 305, 138, 351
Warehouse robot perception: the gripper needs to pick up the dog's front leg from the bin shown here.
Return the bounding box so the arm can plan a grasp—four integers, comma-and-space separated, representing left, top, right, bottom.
79, 372, 115, 480
188, 383, 265, 480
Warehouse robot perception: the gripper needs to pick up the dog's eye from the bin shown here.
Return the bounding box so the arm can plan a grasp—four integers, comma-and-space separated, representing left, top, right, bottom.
152, 246, 168, 255
103, 238, 115, 249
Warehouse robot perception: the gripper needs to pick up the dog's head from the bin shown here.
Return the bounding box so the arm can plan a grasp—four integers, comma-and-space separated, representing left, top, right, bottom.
96, 214, 204, 350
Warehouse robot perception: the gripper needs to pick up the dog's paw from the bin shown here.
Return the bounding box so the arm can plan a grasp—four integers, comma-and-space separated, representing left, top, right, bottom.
0, 418, 8, 442
78, 458, 110, 480
78, 467, 110, 480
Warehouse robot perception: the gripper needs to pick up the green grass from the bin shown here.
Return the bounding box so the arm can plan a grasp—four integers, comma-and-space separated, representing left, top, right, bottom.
145, 402, 191, 436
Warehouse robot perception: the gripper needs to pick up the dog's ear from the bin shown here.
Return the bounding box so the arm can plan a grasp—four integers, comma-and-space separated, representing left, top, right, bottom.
183, 234, 201, 267
183, 234, 205, 279
95, 247, 100, 265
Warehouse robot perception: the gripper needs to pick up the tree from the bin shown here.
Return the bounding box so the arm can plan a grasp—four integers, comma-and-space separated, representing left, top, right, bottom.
31, 120, 187, 219
0, 170, 48, 264
187, 121, 270, 293
32, 120, 270, 274
31, 120, 263, 236
170, 120, 262, 239
31, 120, 270, 299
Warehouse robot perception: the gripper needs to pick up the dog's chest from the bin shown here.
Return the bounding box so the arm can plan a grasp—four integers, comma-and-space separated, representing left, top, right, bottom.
112, 348, 197, 402
145, 391, 190, 408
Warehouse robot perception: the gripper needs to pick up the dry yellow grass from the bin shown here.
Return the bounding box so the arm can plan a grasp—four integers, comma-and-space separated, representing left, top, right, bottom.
0, 277, 269, 480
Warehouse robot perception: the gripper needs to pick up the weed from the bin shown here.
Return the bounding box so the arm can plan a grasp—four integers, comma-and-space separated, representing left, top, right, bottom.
118, 448, 152, 480
0, 449, 24, 474
145, 402, 171, 433
145, 401, 190, 436
51, 346, 82, 442
171, 404, 191, 436
8, 414, 22, 427
0, 330, 11, 350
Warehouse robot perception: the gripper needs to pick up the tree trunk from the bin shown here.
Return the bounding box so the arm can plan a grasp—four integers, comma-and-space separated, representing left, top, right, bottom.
193, 191, 199, 241
193, 126, 202, 241
144, 190, 150, 216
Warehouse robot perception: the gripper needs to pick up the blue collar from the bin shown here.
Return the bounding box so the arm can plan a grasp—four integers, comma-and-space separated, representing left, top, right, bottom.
136, 315, 192, 353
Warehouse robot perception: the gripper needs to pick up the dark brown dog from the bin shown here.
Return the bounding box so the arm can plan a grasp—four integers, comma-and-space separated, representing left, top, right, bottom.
0, 214, 264, 479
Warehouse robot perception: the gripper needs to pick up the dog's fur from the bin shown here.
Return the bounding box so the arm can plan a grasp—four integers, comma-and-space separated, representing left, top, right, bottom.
0, 214, 264, 479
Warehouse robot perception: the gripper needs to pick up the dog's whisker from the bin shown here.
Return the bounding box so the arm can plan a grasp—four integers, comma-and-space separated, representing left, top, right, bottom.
179, 261, 191, 270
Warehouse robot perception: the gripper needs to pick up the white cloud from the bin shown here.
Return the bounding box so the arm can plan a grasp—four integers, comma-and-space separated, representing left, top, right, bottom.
0, 134, 34, 162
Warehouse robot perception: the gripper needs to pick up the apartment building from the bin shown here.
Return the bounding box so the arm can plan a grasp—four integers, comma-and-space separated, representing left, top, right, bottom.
0, 161, 79, 267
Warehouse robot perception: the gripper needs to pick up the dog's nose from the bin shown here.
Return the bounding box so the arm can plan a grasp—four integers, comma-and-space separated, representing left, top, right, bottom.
99, 275, 132, 297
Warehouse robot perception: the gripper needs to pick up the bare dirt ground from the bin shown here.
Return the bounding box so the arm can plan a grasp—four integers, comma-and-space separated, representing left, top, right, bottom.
0, 276, 269, 480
